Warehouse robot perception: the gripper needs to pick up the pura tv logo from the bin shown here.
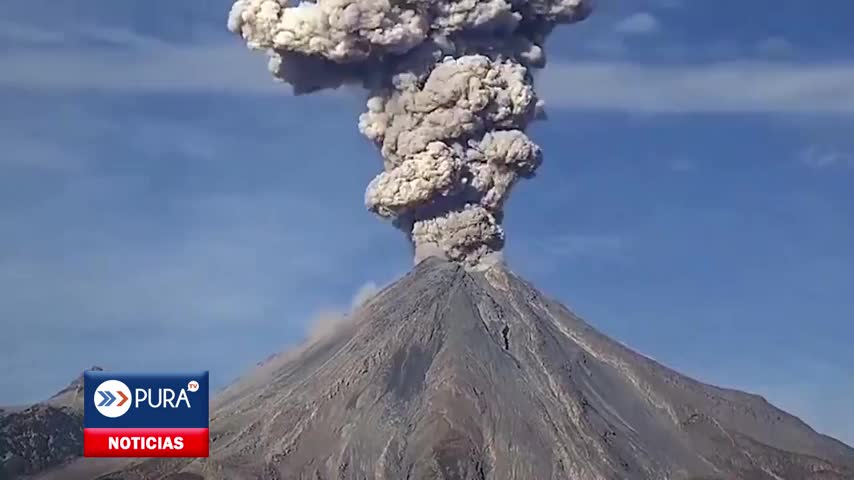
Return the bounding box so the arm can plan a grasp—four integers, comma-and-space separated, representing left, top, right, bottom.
83, 371, 209, 458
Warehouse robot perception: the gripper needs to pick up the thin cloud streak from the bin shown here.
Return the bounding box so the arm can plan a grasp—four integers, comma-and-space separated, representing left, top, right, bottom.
1, 20, 853, 113
0, 43, 282, 94
800, 146, 854, 169
540, 61, 854, 114
4, 44, 854, 114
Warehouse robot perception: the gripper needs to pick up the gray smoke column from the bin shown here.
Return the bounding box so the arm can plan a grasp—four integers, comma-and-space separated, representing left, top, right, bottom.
227, 0, 590, 268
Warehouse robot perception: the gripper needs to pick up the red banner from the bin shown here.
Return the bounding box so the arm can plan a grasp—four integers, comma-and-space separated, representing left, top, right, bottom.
83, 428, 209, 457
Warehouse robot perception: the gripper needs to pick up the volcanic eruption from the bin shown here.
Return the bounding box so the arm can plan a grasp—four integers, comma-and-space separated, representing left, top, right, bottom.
227, 0, 589, 267
29, 1, 854, 479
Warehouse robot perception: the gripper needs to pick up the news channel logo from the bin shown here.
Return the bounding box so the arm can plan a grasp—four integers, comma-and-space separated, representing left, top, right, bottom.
92, 379, 131, 418
83, 371, 209, 458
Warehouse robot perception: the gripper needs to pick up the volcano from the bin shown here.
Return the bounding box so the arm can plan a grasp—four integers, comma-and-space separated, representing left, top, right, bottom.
84, 259, 854, 479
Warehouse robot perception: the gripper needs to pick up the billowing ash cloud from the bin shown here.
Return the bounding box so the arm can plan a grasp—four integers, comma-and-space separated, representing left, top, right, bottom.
228, 0, 590, 267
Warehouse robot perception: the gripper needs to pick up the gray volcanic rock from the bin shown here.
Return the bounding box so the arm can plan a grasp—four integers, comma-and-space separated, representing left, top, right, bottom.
0, 405, 83, 479
0, 367, 101, 479
100, 259, 852, 479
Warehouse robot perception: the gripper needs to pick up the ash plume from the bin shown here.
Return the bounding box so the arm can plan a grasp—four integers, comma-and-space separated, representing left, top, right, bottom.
227, 0, 591, 267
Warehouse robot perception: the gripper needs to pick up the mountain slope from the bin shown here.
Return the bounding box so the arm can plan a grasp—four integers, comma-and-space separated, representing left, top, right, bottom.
102, 258, 853, 479
0, 367, 102, 479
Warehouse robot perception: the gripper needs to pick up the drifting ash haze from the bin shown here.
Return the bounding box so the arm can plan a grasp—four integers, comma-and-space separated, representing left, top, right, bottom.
227, 0, 590, 267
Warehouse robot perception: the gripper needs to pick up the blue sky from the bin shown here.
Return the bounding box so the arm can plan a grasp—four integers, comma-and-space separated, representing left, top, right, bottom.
0, 0, 852, 446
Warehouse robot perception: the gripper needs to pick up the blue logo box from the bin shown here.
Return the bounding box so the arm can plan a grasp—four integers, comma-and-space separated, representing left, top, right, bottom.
84, 371, 209, 429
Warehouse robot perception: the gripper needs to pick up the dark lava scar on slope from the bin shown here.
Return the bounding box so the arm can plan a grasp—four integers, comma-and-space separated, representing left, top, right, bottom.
386, 345, 434, 400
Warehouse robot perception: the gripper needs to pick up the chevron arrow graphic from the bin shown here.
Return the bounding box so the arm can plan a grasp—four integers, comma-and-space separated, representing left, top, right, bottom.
97, 391, 110, 407
116, 390, 129, 407
104, 391, 116, 407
